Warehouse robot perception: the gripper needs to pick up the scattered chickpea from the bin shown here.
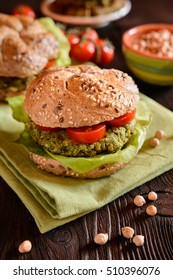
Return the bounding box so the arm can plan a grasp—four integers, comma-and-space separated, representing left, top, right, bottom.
134, 195, 146, 206
146, 205, 157, 216
150, 138, 160, 147
121, 226, 134, 239
155, 130, 166, 139
148, 191, 158, 201
133, 235, 144, 246
94, 233, 108, 245
18, 240, 32, 253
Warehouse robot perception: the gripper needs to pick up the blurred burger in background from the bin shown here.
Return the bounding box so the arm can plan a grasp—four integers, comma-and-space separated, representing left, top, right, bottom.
0, 13, 71, 101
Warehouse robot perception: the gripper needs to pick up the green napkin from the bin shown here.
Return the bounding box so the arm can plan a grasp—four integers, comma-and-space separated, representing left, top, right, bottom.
0, 94, 173, 233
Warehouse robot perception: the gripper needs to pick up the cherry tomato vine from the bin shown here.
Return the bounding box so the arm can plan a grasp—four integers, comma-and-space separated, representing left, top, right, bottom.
66, 27, 115, 65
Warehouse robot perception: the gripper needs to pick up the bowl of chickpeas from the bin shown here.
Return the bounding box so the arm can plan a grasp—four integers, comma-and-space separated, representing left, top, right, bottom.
122, 23, 173, 85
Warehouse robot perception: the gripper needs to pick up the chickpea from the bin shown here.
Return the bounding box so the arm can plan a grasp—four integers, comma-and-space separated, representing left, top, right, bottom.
132, 29, 173, 58
94, 233, 108, 245
134, 195, 146, 206
150, 138, 160, 147
121, 226, 134, 239
133, 235, 144, 246
155, 130, 166, 139
146, 205, 157, 216
18, 240, 32, 253
148, 191, 158, 201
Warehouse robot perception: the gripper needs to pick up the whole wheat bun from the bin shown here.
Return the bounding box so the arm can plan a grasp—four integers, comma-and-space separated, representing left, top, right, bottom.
24, 65, 139, 128
30, 152, 127, 178
0, 13, 58, 78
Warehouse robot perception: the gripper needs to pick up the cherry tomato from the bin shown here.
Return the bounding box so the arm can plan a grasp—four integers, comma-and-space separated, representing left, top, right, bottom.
12, 4, 36, 19
67, 34, 80, 47
81, 28, 99, 42
66, 123, 106, 144
94, 39, 115, 65
107, 109, 136, 127
44, 59, 56, 69
70, 40, 95, 62
36, 124, 61, 132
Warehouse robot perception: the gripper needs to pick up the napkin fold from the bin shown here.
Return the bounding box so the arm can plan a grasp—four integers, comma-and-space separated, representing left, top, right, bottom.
0, 94, 173, 233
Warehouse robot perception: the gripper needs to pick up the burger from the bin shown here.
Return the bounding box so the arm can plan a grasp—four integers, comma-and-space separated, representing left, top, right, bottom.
0, 13, 70, 101
10, 65, 151, 178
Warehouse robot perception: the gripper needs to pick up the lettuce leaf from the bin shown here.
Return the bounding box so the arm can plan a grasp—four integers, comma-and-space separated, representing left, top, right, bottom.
6, 95, 29, 123
38, 17, 71, 67
7, 95, 152, 173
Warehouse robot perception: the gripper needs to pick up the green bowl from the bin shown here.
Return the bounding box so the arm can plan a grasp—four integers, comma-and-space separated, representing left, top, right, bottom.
122, 24, 173, 85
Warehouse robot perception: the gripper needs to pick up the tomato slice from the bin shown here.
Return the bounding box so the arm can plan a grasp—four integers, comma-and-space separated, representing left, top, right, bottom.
66, 123, 106, 144
107, 109, 136, 127
44, 59, 56, 69
36, 124, 60, 132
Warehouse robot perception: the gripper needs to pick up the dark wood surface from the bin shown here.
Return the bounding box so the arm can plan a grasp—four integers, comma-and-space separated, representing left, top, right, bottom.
0, 0, 173, 260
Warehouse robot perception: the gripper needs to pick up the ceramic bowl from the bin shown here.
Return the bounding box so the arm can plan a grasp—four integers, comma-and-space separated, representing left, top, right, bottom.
122, 23, 173, 85
40, 0, 131, 27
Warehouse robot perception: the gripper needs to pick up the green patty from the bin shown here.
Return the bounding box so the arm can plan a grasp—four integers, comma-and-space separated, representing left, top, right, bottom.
0, 77, 29, 92
26, 120, 136, 157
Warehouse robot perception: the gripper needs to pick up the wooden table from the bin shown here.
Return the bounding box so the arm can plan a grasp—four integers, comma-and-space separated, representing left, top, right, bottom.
0, 0, 173, 260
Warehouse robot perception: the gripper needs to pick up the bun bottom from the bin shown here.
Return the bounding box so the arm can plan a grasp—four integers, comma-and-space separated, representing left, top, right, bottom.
30, 152, 127, 179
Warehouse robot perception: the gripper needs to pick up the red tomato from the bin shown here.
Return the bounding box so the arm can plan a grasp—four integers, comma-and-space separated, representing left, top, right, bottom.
44, 59, 56, 69
12, 4, 36, 19
70, 40, 95, 62
66, 123, 106, 144
107, 109, 136, 127
67, 34, 80, 47
36, 124, 60, 132
94, 39, 115, 65
81, 28, 99, 42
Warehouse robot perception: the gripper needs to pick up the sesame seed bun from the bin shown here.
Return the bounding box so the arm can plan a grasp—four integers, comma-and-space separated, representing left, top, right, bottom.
30, 152, 127, 178
0, 13, 58, 101
24, 65, 139, 128
0, 14, 58, 78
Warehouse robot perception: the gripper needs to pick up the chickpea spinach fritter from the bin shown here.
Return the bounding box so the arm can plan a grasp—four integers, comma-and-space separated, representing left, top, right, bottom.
26, 120, 136, 157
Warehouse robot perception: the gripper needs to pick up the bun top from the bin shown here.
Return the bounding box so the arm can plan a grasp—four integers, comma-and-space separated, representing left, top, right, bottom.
24, 65, 139, 128
0, 13, 58, 78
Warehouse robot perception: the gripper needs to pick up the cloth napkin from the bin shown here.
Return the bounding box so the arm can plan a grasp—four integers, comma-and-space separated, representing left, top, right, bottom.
0, 94, 173, 233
